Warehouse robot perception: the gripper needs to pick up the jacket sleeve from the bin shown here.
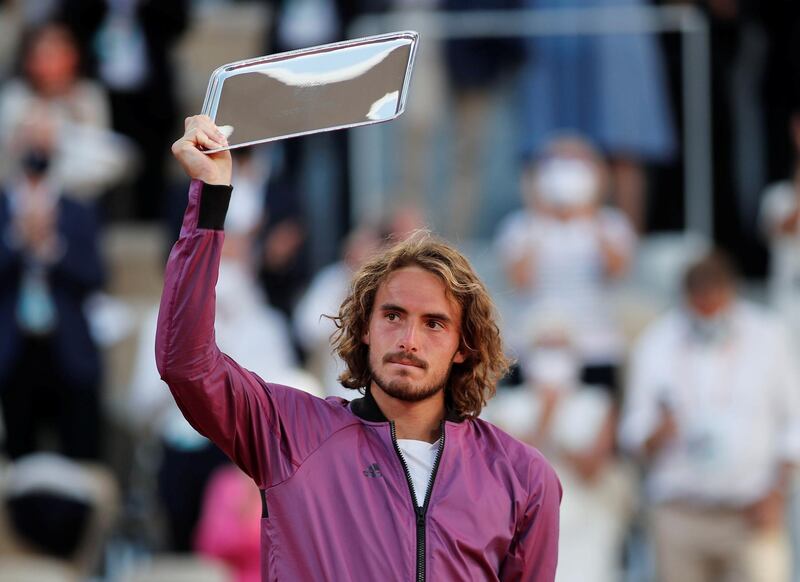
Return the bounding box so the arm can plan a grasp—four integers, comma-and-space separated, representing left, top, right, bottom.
499, 460, 562, 581
155, 180, 335, 488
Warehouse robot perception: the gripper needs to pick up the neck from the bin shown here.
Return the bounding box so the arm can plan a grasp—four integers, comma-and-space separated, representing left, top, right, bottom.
370, 383, 445, 443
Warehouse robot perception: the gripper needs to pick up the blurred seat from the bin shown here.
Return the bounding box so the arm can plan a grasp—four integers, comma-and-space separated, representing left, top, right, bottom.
121, 555, 233, 582
0, 555, 78, 582
0, 454, 119, 578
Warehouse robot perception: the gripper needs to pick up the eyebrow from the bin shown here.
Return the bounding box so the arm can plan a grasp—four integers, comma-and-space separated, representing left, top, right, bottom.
379, 303, 453, 324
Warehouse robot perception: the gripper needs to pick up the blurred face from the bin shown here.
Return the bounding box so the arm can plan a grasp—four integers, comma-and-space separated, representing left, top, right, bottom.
25, 26, 80, 95
687, 285, 734, 319
364, 266, 465, 403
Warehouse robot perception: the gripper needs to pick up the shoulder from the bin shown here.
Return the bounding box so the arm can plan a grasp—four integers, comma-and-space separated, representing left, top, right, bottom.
465, 417, 560, 496
0, 79, 29, 104
264, 381, 356, 422
761, 181, 794, 204
635, 308, 682, 349
760, 181, 796, 221
597, 206, 636, 237
735, 301, 790, 342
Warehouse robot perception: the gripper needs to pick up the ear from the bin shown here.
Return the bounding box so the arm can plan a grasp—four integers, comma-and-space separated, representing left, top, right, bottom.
452, 347, 466, 364
362, 328, 370, 345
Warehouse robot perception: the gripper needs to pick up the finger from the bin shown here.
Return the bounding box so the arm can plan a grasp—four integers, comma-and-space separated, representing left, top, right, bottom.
192, 129, 221, 151
194, 117, 229, 145
186, 126, 226, 150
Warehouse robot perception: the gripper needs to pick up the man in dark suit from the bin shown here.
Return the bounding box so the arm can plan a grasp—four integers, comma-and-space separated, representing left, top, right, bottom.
0, 130, 105, 460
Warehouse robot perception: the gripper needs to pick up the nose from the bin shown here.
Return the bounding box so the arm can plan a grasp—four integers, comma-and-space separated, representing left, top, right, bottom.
398, 321, 419, 352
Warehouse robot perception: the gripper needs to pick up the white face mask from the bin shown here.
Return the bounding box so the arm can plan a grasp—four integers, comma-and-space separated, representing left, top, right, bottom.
535, 158, 598, 210
524, 348, 580, 390
688, 312, 732, 345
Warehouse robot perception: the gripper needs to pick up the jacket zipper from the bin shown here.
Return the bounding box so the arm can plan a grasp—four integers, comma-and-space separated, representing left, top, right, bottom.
390, 420, 446, 582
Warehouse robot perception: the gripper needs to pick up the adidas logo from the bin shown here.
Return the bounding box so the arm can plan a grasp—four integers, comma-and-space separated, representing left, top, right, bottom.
363, 463, 383, 478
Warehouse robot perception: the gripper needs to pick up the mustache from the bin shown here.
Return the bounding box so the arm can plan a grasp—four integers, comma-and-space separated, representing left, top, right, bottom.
383, 351, 428, 369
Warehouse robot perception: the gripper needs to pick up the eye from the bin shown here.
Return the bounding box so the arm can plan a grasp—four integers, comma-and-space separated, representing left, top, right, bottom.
386, 312, 399, 322
426, 319, 444, 330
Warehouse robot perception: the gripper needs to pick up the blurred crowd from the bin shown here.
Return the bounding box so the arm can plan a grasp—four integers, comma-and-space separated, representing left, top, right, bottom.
0, 0, 799, 581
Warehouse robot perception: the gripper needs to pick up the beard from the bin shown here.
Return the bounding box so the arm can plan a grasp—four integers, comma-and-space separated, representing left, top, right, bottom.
370, 351, 453, 403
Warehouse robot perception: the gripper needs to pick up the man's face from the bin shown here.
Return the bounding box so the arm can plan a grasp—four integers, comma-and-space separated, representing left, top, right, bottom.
687, 284, 734, 319
363, 266, 466, 403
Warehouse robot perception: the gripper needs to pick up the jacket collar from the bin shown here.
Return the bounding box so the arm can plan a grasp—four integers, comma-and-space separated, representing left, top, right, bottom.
349, 386, 465, 424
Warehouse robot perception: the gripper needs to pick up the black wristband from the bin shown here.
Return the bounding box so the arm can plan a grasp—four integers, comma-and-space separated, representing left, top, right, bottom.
197, 183, 233, 230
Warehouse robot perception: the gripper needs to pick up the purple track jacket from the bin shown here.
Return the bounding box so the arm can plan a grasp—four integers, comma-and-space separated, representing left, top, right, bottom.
156, 181, 562, 581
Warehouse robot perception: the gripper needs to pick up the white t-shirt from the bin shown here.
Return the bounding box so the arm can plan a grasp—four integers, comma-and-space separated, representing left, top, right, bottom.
494, 208, 635, 363
397, 439, 440, 507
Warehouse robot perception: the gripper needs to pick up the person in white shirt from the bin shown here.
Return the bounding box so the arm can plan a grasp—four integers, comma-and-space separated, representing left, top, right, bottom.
619, 251, 800, 582
494, 135, 636, 397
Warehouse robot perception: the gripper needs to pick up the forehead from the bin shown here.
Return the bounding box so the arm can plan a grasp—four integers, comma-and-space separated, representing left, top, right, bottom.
374, 266, 461, 320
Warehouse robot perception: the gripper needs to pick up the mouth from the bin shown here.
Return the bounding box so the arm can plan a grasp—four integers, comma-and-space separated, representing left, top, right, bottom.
385, 355, 426, 369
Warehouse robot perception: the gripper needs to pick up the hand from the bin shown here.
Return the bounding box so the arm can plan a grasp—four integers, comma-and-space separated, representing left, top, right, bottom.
746, 488, 785, 532
15, 201, 58, 259
171, 115, 232, 185
644, 405, 678, 458
562, 449, 606, 483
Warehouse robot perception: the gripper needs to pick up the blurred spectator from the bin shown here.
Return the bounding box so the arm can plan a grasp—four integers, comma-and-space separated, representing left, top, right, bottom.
194, 465, 261, 582
494, 135, 635, 398
619, 251, 800, 582
760, 110, 800, 341
484, 312, 634, 582
294, 224, 384, 397
520, 0, 676, 232
0, 123, 104, 461
59, 0, 189, 220
127, 171, 302, 550
0, 20, 134, 201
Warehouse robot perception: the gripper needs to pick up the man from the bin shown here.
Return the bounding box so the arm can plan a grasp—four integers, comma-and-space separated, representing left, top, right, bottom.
619, 251, 800, 582
0, 116, 104, 460
157, 116, 561, 580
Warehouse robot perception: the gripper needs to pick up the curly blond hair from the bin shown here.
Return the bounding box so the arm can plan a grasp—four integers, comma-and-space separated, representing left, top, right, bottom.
329, 231, 511, 418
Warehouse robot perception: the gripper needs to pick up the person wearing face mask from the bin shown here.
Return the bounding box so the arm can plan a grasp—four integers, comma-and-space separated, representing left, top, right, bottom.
484, 312, 633, 582
494, 135, 636, 399
0, 21, 134, 202
619, 251, 800, 582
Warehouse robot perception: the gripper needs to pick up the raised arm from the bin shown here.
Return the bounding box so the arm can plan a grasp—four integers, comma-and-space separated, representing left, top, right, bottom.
155, 115, 233, 382
155, 116, 337, 487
